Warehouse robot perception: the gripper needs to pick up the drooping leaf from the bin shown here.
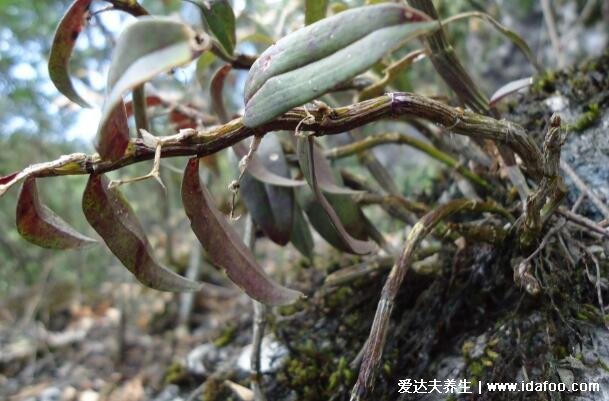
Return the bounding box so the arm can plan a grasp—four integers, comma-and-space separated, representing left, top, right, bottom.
181, 157, 303, 305
443, 11, 543, 73
296, 136, 376, 255
195, 0, 236, 55
82, 174, 200, 292
48, 0, 92, 108
239, 134, 294, 245
489, 77, 533, 107
17, 177, 95, 249
99, 17, 203, 139
96, 99, 130, 162
290, 202, 314, 259
305, 0, 328, 25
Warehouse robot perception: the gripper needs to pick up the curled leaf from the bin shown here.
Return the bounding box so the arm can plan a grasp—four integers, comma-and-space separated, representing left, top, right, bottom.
17, 177, 95, 249
48, 0, 92, 108
181, 157, 303, 305
296, 136, 375, 255
83, 174, 200, 292
99, 17, 205, 139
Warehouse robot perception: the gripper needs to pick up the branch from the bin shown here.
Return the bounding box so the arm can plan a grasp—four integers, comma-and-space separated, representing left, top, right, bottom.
0, 92, 543, 197
326, 132, 491, 189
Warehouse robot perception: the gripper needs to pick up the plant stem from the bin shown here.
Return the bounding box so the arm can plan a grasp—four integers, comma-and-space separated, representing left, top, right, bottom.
0, 92, 543, 197
326, 132, 491, 189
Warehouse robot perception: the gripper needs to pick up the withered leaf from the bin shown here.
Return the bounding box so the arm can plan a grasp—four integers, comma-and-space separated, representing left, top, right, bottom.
181, 157, 303, 305
82, 174, 200, 292
17, 177, 95, 249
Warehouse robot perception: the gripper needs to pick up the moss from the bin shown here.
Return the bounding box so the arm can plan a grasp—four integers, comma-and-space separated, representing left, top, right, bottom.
164, 362, 188, 385
200, 377, 229, 401
567, 103, 601, 132
213, 324, 237, 347
531, 70, 556, 93
325, 286, 353, 309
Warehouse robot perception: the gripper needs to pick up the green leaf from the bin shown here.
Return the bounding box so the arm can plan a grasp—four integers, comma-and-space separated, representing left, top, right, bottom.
244, 4, 429, 103
82, 174, 200, 292
290, 202, 315, 259
181, 157, 303, 305
194, 0, 236, 55
48, 0, 92, 108
98, 17, 203, 140
239, 134, 294, 245
17, 178, 95, 249
96, 99, 130, 162
243, 3, 438, 127
305, 0, 328, 25
296, 136, 375, 255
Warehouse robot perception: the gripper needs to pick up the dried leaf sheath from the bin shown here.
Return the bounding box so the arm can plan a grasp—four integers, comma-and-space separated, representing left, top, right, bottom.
82, 174, 200, 292
181, 158, 303, 305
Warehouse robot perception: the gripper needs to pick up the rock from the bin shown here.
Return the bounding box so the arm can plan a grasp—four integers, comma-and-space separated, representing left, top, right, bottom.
39, 387, 61, 401
236, 335, 289, 374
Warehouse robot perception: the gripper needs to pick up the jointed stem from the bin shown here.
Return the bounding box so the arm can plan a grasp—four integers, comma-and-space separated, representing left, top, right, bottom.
0, 93, 542, 198
351, 198, 516, 401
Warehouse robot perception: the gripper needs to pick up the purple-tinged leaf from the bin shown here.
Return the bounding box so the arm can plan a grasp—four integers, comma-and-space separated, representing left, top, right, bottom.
296, 136, 376, 255
210, 63, 233, 123
489, 77, 533, 107
48, 0, 92, 108
96, 99, 130, 162
82, 174, 200, 292
181, 157, 303, 305
17, 178, 95, 249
